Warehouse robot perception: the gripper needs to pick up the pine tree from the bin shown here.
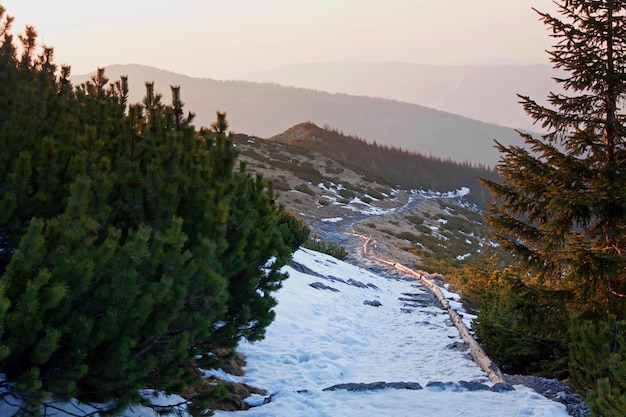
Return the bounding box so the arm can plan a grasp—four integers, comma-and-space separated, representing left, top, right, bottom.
473, 266, 571, 376
0, 11, 309, 415
481, 0, 626, 320
569, 316, 626, 416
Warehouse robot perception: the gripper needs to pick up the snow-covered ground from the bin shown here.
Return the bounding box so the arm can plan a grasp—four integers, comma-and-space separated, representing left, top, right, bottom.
0, 248, 571, 416
212, 248, 569, 417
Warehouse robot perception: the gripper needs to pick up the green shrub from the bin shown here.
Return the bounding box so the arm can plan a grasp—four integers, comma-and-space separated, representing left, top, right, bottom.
441, 215, 474, 234
317, 198, 330, 206
0, 26, 300, 414
292, 161, 324, 184
337, 188, 356, 200
473, 267, 570, 377
303, 236, 349, 260
276, 210, 310, 251
406, 214, 425, 226
365, 187, 385, 200
294, 183, 316, 195
569, 316, 626, 416
394, 231, 420, 243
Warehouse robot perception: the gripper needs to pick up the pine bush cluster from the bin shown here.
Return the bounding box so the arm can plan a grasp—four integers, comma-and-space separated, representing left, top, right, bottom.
0, 7, 308, 415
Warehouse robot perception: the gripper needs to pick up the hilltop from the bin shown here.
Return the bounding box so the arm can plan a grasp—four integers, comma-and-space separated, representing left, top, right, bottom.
268, 122, 497, 205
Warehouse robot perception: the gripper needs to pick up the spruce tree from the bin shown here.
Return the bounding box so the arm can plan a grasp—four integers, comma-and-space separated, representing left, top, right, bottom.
480, 1, 626, 412
481, 0, 626, 320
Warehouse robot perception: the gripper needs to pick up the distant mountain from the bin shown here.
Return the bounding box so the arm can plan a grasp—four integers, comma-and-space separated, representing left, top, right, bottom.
241, 62, 565, 133
73, 64, 526, 166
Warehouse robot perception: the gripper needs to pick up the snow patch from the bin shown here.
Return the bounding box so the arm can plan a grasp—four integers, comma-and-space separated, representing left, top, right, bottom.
321, 217, 343, 223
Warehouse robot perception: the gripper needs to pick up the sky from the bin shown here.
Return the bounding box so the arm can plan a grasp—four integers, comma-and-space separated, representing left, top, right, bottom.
2, 1, 560, 79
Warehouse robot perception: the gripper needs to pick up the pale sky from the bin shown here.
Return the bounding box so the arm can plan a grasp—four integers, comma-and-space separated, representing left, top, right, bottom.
2, 1, 559, 78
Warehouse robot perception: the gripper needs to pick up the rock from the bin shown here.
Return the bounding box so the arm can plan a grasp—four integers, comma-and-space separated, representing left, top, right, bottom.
323, 382, 384, 392
289, 260, 327, 279
505, 375, 590, 417
309, 282, 340, 292
323, 381, 423, 392
327, 275, 347, 284
425, 380, 494, 392
458, 380, 490, 391
398, 293, 438, 307
426, 381, 457, 391
347, 278, 369, 288
385, 382, 423, 390
446, 341, 469, 352
491, 382, 515, 392
364, 299, 383, 307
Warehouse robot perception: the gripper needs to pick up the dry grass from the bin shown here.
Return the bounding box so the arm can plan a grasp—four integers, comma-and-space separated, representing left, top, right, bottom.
234, 134, 491, 278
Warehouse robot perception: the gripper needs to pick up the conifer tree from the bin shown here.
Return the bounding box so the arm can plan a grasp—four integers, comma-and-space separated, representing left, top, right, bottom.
481, 0, 626, 319
0, 10, 308, 415
480, 1, 626, 412
569, 316, 626, 415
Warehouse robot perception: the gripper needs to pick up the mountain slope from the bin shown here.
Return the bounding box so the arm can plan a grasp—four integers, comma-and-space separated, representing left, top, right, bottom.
267, 122, 498, 206
231, 123, 496, 273
72, 64, 524, 166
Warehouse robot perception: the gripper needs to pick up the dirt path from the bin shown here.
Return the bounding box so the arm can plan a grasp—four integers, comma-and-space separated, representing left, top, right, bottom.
309, 192, 425, 275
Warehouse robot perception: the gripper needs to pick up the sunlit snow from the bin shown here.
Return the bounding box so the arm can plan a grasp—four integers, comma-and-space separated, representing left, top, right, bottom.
211, 248, 569, 417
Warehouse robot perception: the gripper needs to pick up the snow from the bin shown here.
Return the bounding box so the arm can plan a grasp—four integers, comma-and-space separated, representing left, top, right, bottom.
212, 248, 569, 417
320, 217, 343, 223
0, 248, 570, 417
417, 187, 470, 199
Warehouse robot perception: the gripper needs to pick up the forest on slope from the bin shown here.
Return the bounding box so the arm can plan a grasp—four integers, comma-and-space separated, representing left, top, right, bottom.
242, 61, 564, 132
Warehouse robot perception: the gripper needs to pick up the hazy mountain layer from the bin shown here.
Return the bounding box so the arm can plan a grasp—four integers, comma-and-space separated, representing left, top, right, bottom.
73, 64, 526, 166
242, 61, 564, 132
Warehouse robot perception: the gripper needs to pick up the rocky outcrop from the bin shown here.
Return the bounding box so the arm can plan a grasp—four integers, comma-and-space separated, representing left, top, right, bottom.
323, 381, 423, 392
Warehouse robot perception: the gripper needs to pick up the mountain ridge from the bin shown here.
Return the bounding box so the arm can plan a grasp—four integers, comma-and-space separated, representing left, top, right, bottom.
240, 61, 563, 132
72, 64, 526, 166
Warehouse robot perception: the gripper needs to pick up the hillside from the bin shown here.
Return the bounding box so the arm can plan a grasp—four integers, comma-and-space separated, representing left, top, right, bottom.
72, 64, 524, 166
232, 123, 496, 274
268, 122, 498, 206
